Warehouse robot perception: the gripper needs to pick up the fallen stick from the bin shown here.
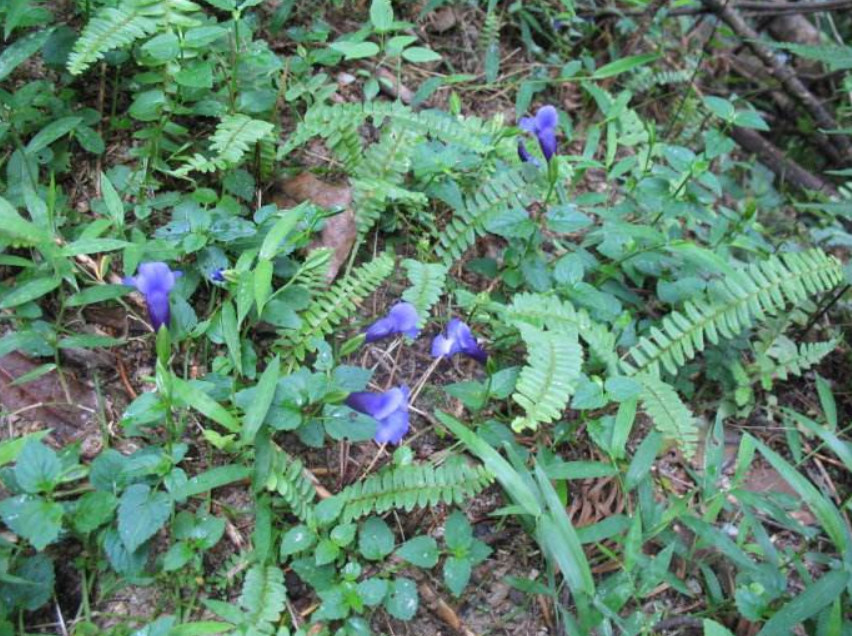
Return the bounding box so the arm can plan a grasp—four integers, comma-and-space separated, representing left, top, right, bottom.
700, 0, 852, 162
729, 125, 839, 195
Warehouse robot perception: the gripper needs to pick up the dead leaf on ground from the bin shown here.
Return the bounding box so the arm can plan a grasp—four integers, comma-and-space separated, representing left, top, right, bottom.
274, 173, 357, 282
0, 352, 97, 444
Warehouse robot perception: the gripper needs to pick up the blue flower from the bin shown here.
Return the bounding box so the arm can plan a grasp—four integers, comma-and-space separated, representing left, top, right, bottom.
210, 268, 226, 283
517, 140, 541, 167
346, 385, 411, 445
520, 105, 558, 161
431, 318, 487, 363
122, 262, 182, 331
365, 302, 420, 343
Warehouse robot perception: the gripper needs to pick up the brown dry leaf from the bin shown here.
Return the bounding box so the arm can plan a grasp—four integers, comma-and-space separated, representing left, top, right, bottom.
0, 351, 96, 444
275, 173, 357, 282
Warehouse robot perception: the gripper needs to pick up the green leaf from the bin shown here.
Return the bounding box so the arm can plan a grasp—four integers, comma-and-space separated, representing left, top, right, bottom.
72, 491, 118, 534
59, 334, 124, 349
591, 53, 658, 79
172, 377, 240, 432
0, 495, 63, 550
162, 541, 194, 572
331, 41, 380, 60
14, 441, 61, 494
443, 556, 471, 597
242, 356, 280, 443
401, 46, 442, 63
315, 539, 340, 566
0, 195, 48, 245
26, 116, 82, 154
0, 277, 60, 309
358, 517, 394, 561
370, 0, 394, 31
545, 460, 617, 480
280, 524, 316, 557
357, 578, 388, 606
756, 570, 848, 636
221, 301, 242, 375
100, 172, 125, 229
385, 577, 418, 620
169, 465, 250, 500
0, 28, 53, 82
0, 431, 48, 467
396, 536, 439, 568
444, 511, 473, 552
118, 484, 173, 553
65, 284, 128, 307
703, 619, 735, 636
254, 259, 273, 316
260, 209, 302, 260
169, 622, 235, 636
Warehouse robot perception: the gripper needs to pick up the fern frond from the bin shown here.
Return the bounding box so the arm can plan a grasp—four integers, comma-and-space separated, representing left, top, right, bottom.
402, 260, 448, 326
436, 168, 531, 264
175, 114, 275, 176
622, 249, 843, 377
760, 338, 839, 383
257, 137, 276, 181
67, 0, 201, 75
291, 248, 333, 295
637, 373, 698, 458
239, 565, 286, 628
352, 127, 420, 237
265, 446, 316, 527
511, 325, 583, 433
501, 293, 619, 375
336, 458, 493, 523
279, 252, 395, 362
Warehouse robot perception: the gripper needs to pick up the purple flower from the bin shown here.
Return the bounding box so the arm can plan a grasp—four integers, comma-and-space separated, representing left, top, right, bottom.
365, 302, 420, 343
431, 318, 487, 363
122, 262, 182, 331
346, 385, 411, 444
517, 141, 541, 167
210, 268, 225, 283
520, 105, 558, 161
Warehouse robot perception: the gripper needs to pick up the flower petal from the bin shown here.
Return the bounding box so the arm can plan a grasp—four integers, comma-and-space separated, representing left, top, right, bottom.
365, 317, 396, 343
519, 116, 537, 133
146, 290, 170, 331
134, 262, 179, 296
346, 387, 406, 421
537, 127, 557, 161
375, 409, 410, 445
430, 334, 456, 358
517, 141, 541, 167
535, 105, 558, 131
388, 302, 419, 334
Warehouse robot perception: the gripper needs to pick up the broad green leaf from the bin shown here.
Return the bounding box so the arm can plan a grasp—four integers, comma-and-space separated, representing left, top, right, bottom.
0, 431, 49, 467
72, 491, 118, 534
544, 460, 617, 480
591, 53, 658, 79
703, 619, 735, 636
331, 41, 380, 60
259, 209, 302, 260
59, 334, 124, 349
100, 172, 125, 229
169, 622, 236, 636
757, 570, 849, 636
26, 116, 82, 154
280, 524, 316, 557
358, 517, 394, 561
221, 301, 242, 375
401, 46, 442, 63
0, 28, 53, 82
65, 284, 128, 307
169, 465, 251, 500
444, 511, 473, 552
385, 577, 418, 620
0, 495, 63, 550
172, 377, 240, 432
0, 277, 61, 309
61, 238, 130, 256
14, 441, 60, 493
118, 484, 173, 553
370, 0, 394, 32
396, 536, 439, 568
242, 356, 280, 443
0, 195, 48, 245
443, 556, 471, 597
254, 258, 273, 316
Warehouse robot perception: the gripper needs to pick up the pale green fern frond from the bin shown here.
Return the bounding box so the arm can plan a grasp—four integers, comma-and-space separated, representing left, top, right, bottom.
436, 168, 531, 264
622, 249, 843, 377
637, 373, 699, 458
67, 0, 201, 75
174, 114, 275, 176
334, 458, 493, 523
402, 259, 448, 326
511, 324, 583, 433
759, 338, 839, 384
279, 252, 395, 362
239, 565, 286, 629
264, 445, 316, 527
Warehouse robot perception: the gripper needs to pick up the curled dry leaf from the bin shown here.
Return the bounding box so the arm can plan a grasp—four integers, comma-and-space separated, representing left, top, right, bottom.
274, 172, 357, 282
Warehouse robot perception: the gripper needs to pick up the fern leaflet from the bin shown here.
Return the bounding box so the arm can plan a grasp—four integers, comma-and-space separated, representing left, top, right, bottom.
334, 458, 493, 523
637, 373, 699, 458
279, 252, 395, 362
511, 324, 583, 433
264, 446, 316, 527
759, 338, 839, 385
238, 565, 286, 629
622, 249, 843, 377
174, 114, 275, 176
402, 259, 448, 326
